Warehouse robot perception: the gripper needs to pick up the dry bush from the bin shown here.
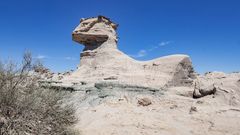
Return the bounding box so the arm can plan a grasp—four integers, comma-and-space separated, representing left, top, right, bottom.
0, 52, 76, 135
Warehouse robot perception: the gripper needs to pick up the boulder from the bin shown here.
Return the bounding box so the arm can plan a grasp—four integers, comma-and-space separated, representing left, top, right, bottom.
193, 82, 216, 98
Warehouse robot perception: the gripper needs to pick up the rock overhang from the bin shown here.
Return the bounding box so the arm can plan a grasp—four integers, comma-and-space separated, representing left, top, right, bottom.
72, 32, 109, 45
72, 15, 118, 45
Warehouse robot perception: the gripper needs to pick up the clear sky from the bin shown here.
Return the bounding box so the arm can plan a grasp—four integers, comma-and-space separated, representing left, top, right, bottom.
0, 0, 239, 73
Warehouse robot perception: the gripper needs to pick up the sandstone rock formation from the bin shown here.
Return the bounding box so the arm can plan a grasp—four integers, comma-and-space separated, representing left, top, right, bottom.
63, 16, 196, 88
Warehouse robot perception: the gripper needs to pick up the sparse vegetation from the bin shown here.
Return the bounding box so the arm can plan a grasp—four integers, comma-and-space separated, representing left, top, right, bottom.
0, 52, 76, 135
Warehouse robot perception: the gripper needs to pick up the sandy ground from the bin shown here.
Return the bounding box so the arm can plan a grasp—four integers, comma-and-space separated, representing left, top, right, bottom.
69, 84, 240, 135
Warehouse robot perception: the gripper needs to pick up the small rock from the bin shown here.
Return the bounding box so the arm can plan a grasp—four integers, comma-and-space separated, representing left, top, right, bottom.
80, 81, 87, 85
118, 98, 124, 101
63, 71, 71, 76
138, 98, 152, 106
103, 76, 118, 80
58, 76, 63, 80
189, 106, 197, 114
86, 90, 91, 93
196, 100, 204, 104
170, 105, 178, 109
72, 82, 78, 85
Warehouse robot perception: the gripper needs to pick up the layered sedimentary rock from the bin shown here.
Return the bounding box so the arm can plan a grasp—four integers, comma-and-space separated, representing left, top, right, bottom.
64, 16, 196, 88
41, 16, 240, 100
38, 16, 240, 135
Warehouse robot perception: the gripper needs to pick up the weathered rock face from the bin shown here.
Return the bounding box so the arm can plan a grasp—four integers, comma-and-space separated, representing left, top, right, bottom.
66, 16, 196, 88
72, 16, 118, 50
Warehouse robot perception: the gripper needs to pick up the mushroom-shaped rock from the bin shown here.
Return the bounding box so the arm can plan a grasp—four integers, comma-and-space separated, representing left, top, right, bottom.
64, 16, 196, 88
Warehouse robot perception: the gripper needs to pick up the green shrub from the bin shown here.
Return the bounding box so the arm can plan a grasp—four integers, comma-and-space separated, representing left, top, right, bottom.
0, 52, 76, 135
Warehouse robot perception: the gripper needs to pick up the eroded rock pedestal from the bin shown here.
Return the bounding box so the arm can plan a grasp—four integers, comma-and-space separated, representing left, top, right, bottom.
63, 16, 196, 88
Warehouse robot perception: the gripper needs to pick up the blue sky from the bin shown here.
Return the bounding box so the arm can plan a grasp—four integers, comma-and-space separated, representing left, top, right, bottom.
0, 0, 239, 73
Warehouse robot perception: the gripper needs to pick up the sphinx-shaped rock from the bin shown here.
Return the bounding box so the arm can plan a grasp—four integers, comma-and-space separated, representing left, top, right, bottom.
64, 16, 196, 88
